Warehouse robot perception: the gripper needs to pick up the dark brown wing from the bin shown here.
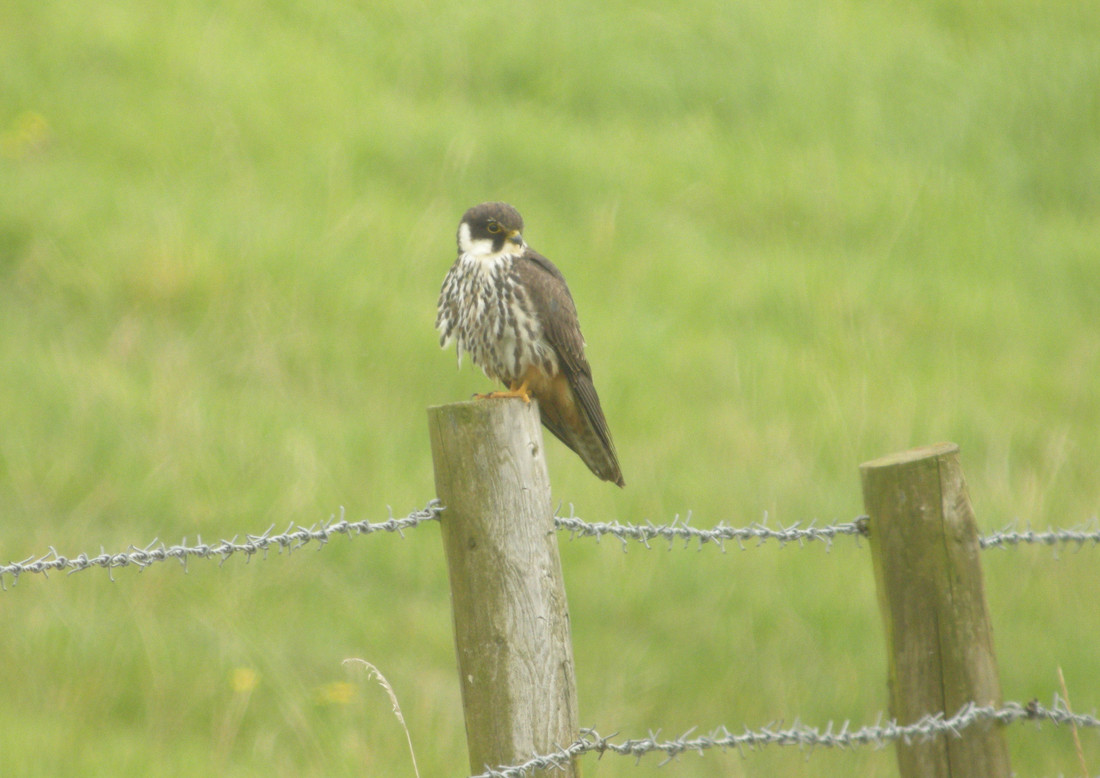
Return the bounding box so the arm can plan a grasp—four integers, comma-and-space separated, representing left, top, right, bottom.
515, 251, 587, 374
513, 250, 623, 486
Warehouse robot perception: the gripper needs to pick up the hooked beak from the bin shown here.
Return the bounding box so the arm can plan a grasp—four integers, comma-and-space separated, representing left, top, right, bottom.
507, 230, 524, 246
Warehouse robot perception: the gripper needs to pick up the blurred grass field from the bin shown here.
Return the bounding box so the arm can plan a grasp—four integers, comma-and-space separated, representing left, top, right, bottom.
2, 0, 1099, 775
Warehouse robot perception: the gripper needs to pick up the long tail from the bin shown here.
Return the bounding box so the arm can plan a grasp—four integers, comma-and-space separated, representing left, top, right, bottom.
538, 373, 624, 487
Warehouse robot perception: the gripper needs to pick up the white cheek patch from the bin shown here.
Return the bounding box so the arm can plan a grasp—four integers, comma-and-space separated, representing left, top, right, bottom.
457, 222, 496, 256
457, 222, 473, 253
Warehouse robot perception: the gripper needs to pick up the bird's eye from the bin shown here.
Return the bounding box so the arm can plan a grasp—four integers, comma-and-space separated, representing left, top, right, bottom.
487, 222, 502, 234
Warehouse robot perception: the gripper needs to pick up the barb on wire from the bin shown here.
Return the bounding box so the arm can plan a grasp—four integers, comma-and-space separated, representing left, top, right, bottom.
980, 521, 1100, 550
0, 501, 443, 589
553, 508, 869, 552
468, 697, 1100, 778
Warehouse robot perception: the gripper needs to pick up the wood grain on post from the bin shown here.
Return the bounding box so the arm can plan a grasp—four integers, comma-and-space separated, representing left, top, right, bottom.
860, 442, 1010, 778
428, 399, 580, 777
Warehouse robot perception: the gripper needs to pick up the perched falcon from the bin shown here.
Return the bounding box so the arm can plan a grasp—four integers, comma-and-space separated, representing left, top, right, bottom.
437, 202, 624, 487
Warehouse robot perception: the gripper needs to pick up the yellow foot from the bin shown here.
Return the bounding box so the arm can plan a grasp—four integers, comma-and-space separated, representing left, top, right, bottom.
474, 380, 531, 403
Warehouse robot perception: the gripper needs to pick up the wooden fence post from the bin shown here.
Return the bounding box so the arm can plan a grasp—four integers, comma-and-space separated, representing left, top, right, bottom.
860, 442, 1010, 778
428, 399, 580, 777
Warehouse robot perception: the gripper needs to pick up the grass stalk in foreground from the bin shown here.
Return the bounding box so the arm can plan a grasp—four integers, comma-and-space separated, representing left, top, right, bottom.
344, 658, 421, 778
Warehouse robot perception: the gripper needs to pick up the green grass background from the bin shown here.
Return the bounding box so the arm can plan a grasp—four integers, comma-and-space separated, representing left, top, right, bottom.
2, 0, 1098, 775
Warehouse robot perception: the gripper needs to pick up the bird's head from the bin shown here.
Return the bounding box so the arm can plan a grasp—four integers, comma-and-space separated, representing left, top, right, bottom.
457, 202, 526, 256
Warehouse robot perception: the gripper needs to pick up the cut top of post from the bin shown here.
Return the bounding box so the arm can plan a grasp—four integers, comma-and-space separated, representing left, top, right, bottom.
860, 442, 959, 471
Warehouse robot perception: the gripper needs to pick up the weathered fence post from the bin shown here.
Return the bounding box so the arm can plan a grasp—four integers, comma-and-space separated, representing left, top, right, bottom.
428, 399, 580, 777
860, 442, 1010, 778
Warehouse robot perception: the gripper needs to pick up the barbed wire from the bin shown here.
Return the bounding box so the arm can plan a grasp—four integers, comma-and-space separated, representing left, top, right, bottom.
553, 509, 870, 551
468, 697, 1100, 778
979, 522, 1100, 550
4, 503, 1097, 589
553, 510, 1100, 553
0, 502, 442, 589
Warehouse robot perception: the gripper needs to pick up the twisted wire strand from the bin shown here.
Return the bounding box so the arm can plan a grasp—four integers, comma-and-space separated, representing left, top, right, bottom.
469, 698, 1100, 778
979, 522, 1100, 550
553, 510, 870, 551
4, 503, 1096, 589
0, 502, 442, 588
554, 510, 1100, 553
